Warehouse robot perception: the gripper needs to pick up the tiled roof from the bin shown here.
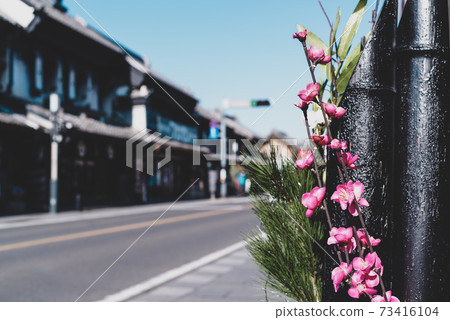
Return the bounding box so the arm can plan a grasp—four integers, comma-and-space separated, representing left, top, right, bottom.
0, 105, 210, 153
0, 111, 36, 129
21, 0, 133, 56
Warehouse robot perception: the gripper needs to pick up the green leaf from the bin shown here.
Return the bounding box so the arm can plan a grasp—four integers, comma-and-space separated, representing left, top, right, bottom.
312, 102, 319, 112
318, 63, 333, 83
297, 24, 327, 51
336, 44, 362, 94
337, 0, 366, 60
336, 94, 343, 106
331, 8, 341, 48
318, 78, 327, 102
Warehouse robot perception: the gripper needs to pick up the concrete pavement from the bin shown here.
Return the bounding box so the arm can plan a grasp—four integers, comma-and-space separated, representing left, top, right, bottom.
127, 244, 291, 302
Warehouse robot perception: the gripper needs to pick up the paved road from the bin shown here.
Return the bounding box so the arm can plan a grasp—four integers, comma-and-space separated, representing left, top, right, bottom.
0, 197, 258, 302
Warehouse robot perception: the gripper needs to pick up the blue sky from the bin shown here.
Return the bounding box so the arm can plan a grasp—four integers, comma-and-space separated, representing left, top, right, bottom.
64, 0, 380, 141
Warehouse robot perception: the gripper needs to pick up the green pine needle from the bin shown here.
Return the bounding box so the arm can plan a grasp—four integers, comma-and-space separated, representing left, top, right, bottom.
244, 146, 324, 301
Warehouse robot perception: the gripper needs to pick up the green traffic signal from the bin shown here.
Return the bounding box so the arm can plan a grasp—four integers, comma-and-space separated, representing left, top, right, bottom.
251, 99, 270, 107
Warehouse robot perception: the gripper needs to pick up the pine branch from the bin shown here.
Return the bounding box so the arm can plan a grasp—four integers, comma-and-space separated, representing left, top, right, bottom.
244, 146, 323, 301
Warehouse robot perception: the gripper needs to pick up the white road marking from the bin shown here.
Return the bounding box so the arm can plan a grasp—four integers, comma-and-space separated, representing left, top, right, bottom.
144, 286, 194, 297
99, 241, 245, 302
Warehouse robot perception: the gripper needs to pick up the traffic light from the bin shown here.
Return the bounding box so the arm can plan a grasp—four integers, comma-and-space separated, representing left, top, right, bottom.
251, 99, 270, 107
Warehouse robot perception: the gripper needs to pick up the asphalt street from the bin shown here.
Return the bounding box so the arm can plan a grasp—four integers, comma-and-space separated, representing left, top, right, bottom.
0, 197, 258, 302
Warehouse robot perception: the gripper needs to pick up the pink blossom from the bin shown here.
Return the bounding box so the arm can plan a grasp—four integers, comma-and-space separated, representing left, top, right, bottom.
311, 133, 330, 146
329, 139, 347, 150
339, 152, 358, 170
293, 29, 307, 41
294, 100, 310, 111
298, 83, 320, 102
348, 181, 369, 216
327, 227, 356, 253
357, 229, 381, 248
323, 102, 346, 118
335, 107, 346, 118
331, 181, 355, 211
365, 270, 381, 288
308, 46, 332, 65
353, 252, 380, 273
301, 187, 325, 217
330, 139, 340, 149
351, 269, 383, 289
331, 262, 352, 292
371, 291, 400, 302
352, 252, 383, 288
350, 272, 380, 292
295, 149, 314, 170
331, 181, 369, 216
348, 282, 378, 299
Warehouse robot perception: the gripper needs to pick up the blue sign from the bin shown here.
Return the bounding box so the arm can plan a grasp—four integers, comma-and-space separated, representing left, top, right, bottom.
209, 121, 220, 139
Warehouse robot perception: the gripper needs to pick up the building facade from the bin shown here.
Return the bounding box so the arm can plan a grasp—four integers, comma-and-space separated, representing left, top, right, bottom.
0, 0, 257, 215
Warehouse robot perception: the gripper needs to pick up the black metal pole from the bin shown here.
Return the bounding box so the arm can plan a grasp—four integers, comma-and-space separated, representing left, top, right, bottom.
394, 0, 450, 301
324, 0, 397, 300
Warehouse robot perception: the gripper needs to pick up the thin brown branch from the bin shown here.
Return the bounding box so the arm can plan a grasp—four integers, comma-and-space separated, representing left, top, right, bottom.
318, 0, 333, 29
302, 110, 343, 265
318, 0, 333, 44
299, 38, 389, 302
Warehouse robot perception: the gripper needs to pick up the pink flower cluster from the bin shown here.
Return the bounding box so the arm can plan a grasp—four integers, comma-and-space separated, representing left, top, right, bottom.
339, 153, 358, 170
327, 227, 356, 253
331, 248, 399, 301
301, 187, 325, 217
312, 133, 330, 146
372, 291, 400, 302
294, 100, 310, 111
331, 181, 369, 216
293, 29, 308, 42
349, 252, 382, 299
357, 229, 381, 248
298, 83, 320, 102
295, 82, 320, 112
293, 28, 397, 302
295, 149, 314, 170
323, 102, 346, 118
308, 46, 331, 65
329, 139, 347, 150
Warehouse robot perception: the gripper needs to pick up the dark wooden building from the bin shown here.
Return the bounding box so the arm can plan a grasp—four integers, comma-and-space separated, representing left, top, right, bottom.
0, 0, 258, 215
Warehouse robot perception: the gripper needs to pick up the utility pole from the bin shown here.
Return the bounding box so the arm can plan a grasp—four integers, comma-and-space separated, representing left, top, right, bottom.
219, 98, 270, 198
220, 99, 229, 198
49, 93, 60, 214
394, 0, 450, 301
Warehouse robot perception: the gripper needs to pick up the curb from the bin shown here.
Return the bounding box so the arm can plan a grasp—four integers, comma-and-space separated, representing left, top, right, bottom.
99, 241, 246, 302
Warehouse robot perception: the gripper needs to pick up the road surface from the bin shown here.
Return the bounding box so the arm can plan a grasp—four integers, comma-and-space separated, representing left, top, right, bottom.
0, 197, 258, 301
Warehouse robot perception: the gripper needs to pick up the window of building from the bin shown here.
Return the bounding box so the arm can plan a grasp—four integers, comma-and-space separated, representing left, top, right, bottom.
67, 65, 76, 100
33, 51, 43, 93
75, 70, 87, 106
0, 46, 10, 92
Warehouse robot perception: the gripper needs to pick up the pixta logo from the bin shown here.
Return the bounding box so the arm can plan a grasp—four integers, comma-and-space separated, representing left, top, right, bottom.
126, 129, 172, 175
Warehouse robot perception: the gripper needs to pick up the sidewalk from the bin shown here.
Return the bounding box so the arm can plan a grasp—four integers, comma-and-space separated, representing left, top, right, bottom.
128, 246, 290, 302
